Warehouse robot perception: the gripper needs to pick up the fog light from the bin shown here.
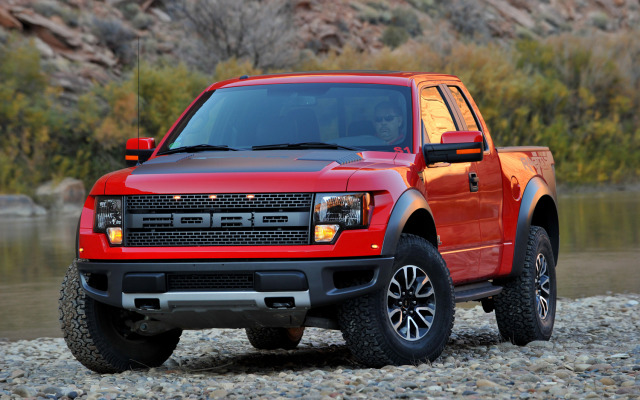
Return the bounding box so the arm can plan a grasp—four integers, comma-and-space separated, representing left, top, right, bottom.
315, 224, 339, 243
107, 227, 123, 245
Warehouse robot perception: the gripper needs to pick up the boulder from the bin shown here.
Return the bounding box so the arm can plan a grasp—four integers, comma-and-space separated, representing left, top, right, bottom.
0, 6, 22, 30
34, 178, 86, 212
0, 195, 47, 217
13, 9, 82, 49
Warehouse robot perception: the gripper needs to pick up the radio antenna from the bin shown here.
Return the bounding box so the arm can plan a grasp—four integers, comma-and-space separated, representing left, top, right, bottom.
137, 36, 140, 164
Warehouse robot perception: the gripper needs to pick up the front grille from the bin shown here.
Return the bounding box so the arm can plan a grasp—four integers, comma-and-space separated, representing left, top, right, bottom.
126, 230, 310, 246
124, 193, 312, 247
168, 273, 254, 291
127, 193, 313, 211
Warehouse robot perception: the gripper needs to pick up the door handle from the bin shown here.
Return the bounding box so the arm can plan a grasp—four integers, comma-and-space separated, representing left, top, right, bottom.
469, 172, 479, 192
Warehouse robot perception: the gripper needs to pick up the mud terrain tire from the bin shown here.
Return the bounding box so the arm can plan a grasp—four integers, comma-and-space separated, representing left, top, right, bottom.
59, 261, 182, 373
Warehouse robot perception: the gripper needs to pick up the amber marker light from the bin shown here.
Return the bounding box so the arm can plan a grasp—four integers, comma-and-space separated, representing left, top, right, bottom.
209, 195, 217, 199
247, 194, 255, 199
371, 244, 379, 249
315, 224, 339, 243
456, 148, 481, 155
106, 227, 123, 245
79, 248, 84, 253
173, 195, 181, 200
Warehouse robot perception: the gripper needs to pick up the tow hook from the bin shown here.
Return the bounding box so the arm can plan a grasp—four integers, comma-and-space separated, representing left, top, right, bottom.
132, 319, 175, 336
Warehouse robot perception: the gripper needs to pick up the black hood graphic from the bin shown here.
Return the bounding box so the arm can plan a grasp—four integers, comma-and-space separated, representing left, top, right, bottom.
132, 150, 363, 175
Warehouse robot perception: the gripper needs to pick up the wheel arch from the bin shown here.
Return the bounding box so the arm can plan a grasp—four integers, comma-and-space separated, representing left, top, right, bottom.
510, 177, 559, 277
381, 189, 437, 256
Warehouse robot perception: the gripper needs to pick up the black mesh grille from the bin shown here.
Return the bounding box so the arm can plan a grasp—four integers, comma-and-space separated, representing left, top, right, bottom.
126, 230, 309, 246
127, 193, 313, 211
168, 273, 253, 291
124, 193, 312, 247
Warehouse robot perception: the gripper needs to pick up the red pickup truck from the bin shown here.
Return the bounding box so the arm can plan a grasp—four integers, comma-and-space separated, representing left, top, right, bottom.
59, 71, 559, 373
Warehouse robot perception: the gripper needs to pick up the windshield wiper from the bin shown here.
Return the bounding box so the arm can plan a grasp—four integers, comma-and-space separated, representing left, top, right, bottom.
158, 144, 239, 155
252, 142, 362, 151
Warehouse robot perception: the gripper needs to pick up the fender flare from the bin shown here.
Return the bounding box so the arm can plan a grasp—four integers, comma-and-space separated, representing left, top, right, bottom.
380, 189, 435, 256
510, 176, 559, 277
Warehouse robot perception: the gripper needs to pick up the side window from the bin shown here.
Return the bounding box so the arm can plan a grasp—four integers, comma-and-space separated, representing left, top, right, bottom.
420, 86, 457, 144
448, 86, 480, 131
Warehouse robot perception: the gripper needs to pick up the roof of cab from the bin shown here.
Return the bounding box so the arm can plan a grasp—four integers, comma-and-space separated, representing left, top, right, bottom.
207, 70, 459, 91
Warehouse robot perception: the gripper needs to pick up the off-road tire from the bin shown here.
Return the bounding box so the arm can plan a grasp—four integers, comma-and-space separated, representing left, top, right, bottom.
494, 226, 557, 345
245, 327, 305, 350
338, 234, 454, 367
59, 260, 182, 373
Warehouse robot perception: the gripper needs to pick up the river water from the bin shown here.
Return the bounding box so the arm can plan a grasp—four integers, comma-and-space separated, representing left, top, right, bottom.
0, 191, 638, 340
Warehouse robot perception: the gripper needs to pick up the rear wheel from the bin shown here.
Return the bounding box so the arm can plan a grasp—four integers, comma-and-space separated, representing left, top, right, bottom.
245, 327, 305, 350
338, 234, 454, 367
495, 226, 557, 345
59, 261, 182, 373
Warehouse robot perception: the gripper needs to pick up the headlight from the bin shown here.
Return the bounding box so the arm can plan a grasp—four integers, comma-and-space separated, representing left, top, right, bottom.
313, 193, 372, 243
94, 196, 123, 245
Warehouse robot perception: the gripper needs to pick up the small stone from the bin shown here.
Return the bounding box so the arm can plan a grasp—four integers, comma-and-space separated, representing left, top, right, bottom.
13, 385, 37, 397
599, 377, 615, 386
527, 341, 554, 349
575, 355, 590, 364
625, 300, 639, 307
427, 385, 442, 391
212, 390, 228, 397
529, 361, 552, 372
10, 370, 26, 379
519, 374, 541, 383
402, 381, 419, 389
462, 391, 478, 396
609, 353, 630, 359
587, 364, 612, 371
43, 386, 62, 395
555, 370, 572, 379
574, 364, 591, 372
476, 379, 499, 388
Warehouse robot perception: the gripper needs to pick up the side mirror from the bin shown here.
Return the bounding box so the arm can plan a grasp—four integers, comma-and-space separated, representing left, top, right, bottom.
423, 131, 484, 164
125, 138, 156, 167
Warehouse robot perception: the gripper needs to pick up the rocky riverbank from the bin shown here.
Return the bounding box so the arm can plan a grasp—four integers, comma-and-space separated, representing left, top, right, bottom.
1, 294, 639, 399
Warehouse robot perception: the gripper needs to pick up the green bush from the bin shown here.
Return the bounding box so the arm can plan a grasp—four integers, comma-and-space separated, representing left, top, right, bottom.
381, 26, 409, 48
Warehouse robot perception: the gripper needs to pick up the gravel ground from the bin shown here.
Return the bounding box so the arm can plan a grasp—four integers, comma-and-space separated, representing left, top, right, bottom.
1, 294, 639, 399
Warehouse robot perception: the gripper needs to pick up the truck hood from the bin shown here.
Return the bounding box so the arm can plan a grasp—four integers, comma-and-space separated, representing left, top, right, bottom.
101, 150, 389, 195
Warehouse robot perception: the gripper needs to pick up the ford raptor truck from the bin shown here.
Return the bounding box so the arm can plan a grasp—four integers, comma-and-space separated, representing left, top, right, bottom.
59, 71, 559, 373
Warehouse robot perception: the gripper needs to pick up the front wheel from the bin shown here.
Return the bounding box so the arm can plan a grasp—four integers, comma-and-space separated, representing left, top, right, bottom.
494, 226, 557, 345
59, 261, 182, 373
338, 234, 454, 367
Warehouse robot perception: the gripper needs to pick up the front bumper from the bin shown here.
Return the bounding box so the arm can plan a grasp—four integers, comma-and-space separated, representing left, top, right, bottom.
76, 257, 394, 327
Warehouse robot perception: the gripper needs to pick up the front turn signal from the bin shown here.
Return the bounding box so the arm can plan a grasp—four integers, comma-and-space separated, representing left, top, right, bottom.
106, 227, 123, 245
315, 224, 339, 243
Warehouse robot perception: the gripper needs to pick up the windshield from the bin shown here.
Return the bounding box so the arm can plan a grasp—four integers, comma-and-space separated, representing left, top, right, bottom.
160, 83, 413, 153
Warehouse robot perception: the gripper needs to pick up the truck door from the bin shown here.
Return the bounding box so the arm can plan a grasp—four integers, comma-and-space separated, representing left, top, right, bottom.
419, 85, 482, 283
445, 85, 504, 278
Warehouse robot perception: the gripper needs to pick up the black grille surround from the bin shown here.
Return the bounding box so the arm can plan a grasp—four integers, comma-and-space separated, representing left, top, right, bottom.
168, 273, 254, 291
127, 193, 313, 211
124, 193, 313, 247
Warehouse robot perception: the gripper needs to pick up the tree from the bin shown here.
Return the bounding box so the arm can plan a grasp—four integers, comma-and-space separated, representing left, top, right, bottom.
173, 0, 298, 70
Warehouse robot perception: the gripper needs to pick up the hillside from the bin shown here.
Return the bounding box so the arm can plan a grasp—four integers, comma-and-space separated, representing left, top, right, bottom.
0, 0, 639, 193
1, 0, 638, 96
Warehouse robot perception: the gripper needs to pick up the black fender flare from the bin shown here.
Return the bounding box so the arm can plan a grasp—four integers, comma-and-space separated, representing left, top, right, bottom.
380, 189, 435, 256
510, 176, 559, 277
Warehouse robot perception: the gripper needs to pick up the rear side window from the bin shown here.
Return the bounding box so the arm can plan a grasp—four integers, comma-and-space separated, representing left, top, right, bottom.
449, 86, 480, 131
420, 86, 457, 144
